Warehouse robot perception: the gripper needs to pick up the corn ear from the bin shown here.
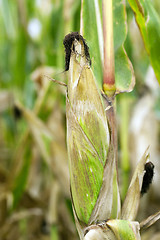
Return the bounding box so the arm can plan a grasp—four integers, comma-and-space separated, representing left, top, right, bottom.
66, 38, 110, 224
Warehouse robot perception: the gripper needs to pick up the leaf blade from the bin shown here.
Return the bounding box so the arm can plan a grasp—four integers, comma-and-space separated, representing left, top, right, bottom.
121, 147, 149, 220
128, 0, 160, 84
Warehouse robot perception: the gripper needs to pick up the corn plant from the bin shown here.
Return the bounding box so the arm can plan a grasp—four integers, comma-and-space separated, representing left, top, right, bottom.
64, 0, 160, 239
0, 0, 160, 239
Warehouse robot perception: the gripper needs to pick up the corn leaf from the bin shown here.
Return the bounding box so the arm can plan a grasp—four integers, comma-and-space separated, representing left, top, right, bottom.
121, 147, 149, 221
128, 0, 160, 84
140, 210, 160, 230
113, 0, 135, 93
80, 0, 103, 88
80, 0, 135, 92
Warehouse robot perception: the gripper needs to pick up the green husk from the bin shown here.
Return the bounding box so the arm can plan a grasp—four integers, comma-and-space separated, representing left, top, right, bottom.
66, 39, 110, 224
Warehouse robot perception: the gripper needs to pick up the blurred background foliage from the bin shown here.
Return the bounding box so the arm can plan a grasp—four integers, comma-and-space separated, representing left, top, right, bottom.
0, 0, 159, 240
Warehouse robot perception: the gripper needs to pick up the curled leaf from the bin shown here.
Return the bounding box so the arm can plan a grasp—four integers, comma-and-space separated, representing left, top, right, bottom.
140, 210, 160, 230
121, 147, 149, 220
128, 0, 160, 84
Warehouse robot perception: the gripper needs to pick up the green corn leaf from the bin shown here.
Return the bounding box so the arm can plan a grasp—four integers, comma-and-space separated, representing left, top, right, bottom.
114, 46, 135, 93
113, 0, 135, 93
81, 0, 135, 93
128, 0, 160, 84
80, 0, 103, 88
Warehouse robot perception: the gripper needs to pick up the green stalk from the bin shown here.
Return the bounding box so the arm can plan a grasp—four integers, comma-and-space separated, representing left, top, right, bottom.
102, 0, 120, 219
102, 0, 116, 96
119, 94, 130, 201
